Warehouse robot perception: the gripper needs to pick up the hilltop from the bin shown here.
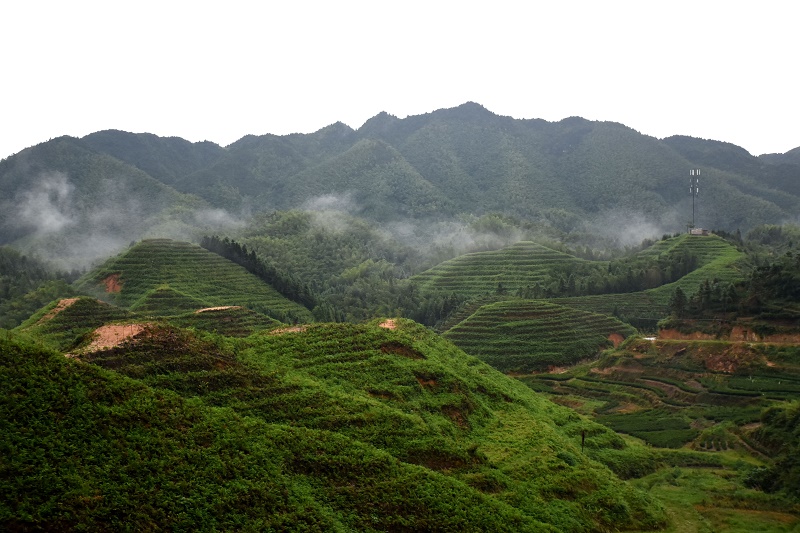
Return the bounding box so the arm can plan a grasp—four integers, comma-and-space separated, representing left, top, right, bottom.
74, 238, 312, 323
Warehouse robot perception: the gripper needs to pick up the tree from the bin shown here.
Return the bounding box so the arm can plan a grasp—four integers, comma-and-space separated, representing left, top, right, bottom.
669, 287, 687, 318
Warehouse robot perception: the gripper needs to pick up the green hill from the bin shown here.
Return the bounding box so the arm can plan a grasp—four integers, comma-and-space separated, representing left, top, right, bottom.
167, 305, 281, 337
1, 319, 667, 531
553, 234, 746, 322
412, 240, 599, 298
17, 296, 134, 352
415, 233, 745, 335
75, 239, 313, 323
443, 300, 636, 372
81, 129, 227, 189
0, 334, 552, 531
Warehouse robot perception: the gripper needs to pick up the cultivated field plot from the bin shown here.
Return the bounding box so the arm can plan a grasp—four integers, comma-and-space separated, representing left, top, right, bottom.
443, 299, 635, 372
521, 338, 800, 450
412, 240, 599, 298
77, 239, 312, 321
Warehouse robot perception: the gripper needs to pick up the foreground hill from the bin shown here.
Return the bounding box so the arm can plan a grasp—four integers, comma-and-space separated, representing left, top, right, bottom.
2, 314, 666, 531
75, 239, 312, 323
0, 334, 554, 531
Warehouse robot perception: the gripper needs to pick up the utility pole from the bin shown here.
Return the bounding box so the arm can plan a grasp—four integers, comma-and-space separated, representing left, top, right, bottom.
689, 169, 700, 231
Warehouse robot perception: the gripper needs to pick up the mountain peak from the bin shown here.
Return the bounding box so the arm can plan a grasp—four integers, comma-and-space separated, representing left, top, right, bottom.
435, 101, 496, 121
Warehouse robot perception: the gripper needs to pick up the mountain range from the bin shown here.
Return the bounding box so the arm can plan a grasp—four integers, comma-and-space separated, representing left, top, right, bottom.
2, 102, 799, 268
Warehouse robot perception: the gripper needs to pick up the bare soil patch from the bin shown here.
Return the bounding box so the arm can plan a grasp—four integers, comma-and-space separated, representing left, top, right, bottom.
379, 319, 398, 330
195, 306, 241, 314
416, 375, 438, 389
66, 324, 148, 359
269, 325, 309, 335
659, 329, 715, 340
608, 333, 625, 347
614, 402, 643, 414
84, 324, 146, 352
103, 273, 123, 293
442, 405, 469, 428
37, 298, 79, 324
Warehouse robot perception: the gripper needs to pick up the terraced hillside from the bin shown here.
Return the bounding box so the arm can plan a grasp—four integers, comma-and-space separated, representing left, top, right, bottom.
18, 297, 134, 352
167, 306, 281, 337
411, 240, 600, 298
76, 239, 313, 323
415, 235, 744, 325
432, 235, 747, 372
2, 318, 667, 532
522, 337, 800, 447
553, 234, 746, 323
518, 335, 800, 530
443, 300, 636, 372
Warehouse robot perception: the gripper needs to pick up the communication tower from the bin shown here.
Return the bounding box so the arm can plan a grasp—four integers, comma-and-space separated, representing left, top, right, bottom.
688, 169, 700, 231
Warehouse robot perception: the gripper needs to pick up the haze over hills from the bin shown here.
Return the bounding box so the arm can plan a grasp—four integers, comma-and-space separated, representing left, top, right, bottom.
2, 102, 799, 269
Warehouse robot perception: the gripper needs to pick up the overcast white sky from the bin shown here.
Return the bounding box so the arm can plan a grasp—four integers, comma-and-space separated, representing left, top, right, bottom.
2, 1, 797, 160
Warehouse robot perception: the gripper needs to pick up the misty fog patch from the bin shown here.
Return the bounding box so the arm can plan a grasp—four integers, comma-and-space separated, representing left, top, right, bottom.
15, 171, 76, 235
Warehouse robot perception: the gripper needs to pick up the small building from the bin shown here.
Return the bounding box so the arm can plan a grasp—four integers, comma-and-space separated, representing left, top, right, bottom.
689, 228, 710, 236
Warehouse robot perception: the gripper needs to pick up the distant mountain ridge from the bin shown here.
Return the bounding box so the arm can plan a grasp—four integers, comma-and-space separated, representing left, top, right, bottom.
2, 103, 798, 265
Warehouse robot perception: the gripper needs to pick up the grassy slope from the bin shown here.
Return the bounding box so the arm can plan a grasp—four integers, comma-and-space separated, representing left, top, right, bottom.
426, 236, 744, 372
553, 234, 745, 321
17, 297, 134, 352
443, 299, 636, 372
415, 235, 744, 329
411, 240, 596, 298
75, 239, 312, 322
0, 334, 562, 532
5, 314, 668, 532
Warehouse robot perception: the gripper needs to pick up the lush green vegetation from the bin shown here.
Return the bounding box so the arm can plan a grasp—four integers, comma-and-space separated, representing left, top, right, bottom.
412, 241, 599, 298
4, 104, 800, 279
2, 104, 800, 531
549, 234, 746, 327
200, 234, 317, 310
75, 239, 312, 323
443, 300, 635, 372
1, 319, 669, 532
18, 297, 134, 352
665, 249, 800, 321
2, 334, 561, 531
0, 247, 79, 329
519, 337, 800, 513
1, 221, 798, 530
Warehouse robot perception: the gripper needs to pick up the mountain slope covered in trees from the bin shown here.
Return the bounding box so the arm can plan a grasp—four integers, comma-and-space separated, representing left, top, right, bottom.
2, 103, 799, 268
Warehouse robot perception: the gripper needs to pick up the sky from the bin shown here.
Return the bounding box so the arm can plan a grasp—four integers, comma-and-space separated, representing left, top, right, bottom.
2, 1, 798, 161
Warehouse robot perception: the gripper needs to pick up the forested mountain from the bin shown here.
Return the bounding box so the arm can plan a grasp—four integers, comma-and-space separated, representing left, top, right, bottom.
2, 103, 799, 270
0, 136, 210, 268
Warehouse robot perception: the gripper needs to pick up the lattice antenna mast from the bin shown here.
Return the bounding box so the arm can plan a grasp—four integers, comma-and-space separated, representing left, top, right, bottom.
689, 169, 700, 229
